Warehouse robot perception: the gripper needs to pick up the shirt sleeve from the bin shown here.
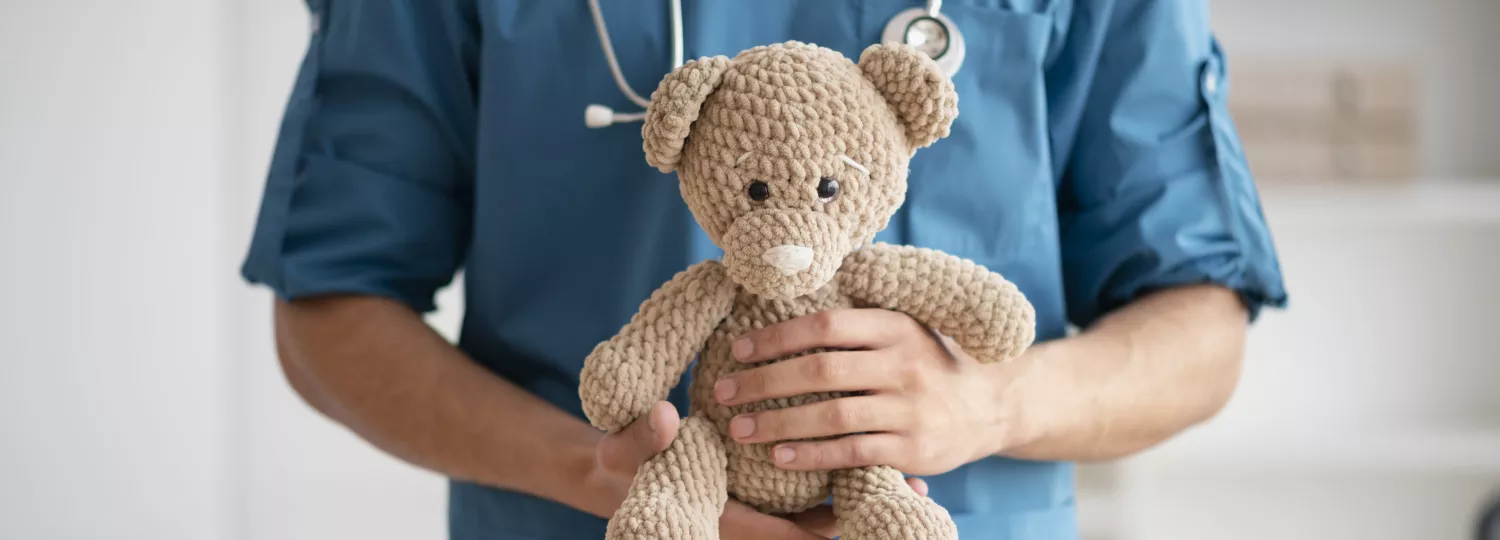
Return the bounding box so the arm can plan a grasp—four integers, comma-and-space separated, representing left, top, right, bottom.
1048, 0, 1288, 328
241, 0, 479, 313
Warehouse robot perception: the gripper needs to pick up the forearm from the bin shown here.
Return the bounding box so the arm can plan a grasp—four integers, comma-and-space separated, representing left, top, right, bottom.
989, 284, 1248, 462
274, 295, 610, 516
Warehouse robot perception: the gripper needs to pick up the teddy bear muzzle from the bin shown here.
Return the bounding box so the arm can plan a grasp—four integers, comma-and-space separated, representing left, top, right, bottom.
760, 245, 814, 275
722, 209, 846, 300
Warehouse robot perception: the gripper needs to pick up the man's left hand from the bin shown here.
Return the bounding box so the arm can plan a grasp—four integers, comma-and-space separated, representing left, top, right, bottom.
712, 308, 1022, 476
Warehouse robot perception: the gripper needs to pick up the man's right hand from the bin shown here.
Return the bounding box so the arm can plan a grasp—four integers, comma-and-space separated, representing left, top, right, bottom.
584, 401, 931, 540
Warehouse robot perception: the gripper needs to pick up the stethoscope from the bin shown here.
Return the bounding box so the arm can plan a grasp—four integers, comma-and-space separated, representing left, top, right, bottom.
585, 0, 965, 128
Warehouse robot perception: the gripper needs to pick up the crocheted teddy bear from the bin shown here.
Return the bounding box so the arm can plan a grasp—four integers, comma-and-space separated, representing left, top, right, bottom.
579, 41, 1036, 540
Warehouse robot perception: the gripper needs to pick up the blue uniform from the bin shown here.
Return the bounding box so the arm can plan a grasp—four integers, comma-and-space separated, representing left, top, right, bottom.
241, 1, 1288, 538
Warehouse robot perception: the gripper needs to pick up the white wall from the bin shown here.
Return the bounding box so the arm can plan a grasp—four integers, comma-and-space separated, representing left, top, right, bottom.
1210, 0, 1500, 178
1110, 184, 1500, 540
0, 2, 452, 539
0, 1, 237, 538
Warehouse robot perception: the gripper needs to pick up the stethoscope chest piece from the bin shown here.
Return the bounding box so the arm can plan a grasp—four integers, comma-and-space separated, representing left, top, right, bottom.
882, 6, 966, 77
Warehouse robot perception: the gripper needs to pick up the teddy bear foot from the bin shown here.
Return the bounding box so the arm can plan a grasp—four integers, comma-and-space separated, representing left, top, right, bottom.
838, 492, 959, 540
606, 491, 718, 540
605, 415, 728, 540
834, 466, 958, 540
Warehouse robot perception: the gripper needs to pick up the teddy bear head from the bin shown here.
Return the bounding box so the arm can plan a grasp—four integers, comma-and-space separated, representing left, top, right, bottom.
642, 41, 959, 300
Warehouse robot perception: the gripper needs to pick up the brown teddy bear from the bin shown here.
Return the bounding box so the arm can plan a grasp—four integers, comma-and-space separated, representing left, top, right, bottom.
579, 41, 1036, 540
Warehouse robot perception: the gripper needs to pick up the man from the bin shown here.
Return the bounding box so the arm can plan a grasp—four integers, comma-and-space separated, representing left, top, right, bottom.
243, 1, 1287, 538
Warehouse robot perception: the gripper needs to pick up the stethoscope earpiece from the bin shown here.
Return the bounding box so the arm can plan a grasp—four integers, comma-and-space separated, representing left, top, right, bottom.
584, 104, 617, 129
584, 0, 964, 128
584, 104, 645, 129
584, 0, 681, 129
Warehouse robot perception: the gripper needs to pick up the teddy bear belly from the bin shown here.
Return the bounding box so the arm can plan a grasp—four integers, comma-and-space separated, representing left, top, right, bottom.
696, 355, 850, 513
691, 339, 852, 513
686, 286, 859, 513
725, 445, 833, 514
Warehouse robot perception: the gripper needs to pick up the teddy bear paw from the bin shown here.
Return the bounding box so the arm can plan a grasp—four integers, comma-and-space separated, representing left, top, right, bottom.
839, 493, 959, 540
606, 492, 716, 540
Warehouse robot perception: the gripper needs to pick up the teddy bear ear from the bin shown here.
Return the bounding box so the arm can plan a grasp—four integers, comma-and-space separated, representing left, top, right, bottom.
857, 43, 959, 151
641, 56, 732, 173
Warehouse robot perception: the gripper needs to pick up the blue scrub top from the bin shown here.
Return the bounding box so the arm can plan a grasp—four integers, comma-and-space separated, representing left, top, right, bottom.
242, 1, 1288, 538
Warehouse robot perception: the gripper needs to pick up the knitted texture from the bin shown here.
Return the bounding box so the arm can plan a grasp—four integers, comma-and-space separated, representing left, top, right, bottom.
857, 44, 960, 152
582, 41, 1035, 539
691, 283, 855, 514
839, 243, 1037, 363
608, 416, 728, 540
833, 466, 958, 539
665, 42, 917, 272
643, 56, 732, 174
580, 260, 738, 432
722, 209, 845, 299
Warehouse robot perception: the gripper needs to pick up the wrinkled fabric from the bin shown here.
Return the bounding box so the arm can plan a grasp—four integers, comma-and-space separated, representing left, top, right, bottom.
241, 1, 1288, 538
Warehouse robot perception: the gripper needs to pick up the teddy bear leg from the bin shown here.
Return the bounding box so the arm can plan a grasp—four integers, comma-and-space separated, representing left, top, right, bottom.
606, 414, 728, 540
832, 465, 958, 540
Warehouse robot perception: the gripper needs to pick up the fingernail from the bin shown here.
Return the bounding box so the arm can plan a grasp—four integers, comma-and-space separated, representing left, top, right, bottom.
714, 379, 737, 402
732, 338, 753, 360
729, 416, 755, 439
774, 446, 796, 464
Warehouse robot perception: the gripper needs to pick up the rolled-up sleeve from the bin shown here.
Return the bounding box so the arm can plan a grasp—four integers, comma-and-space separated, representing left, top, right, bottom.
241, 0, 479, 313
1050, 0, 1288, 327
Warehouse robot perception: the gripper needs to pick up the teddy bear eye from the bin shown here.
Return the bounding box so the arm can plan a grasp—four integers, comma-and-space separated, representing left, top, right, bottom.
816, 177, 840, 201
747, 181, 771, 202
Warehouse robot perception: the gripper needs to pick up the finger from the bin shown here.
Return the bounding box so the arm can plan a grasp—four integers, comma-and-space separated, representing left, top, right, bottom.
715, 351, 897, 406
721, 501, 829, 540
785, 505, 838, 538
729, 396, 902, 445
596, 401, 679, 475
732, 308, 916, 364
906, 476, 929, 497
769, 433, 907, 471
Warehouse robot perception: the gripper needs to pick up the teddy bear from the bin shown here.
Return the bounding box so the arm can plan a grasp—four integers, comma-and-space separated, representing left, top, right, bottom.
578, 41, 1037, 540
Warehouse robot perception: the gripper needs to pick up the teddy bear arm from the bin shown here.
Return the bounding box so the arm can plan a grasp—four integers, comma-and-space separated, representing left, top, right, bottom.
838, 243, 1036, 363
579, 260, 738, 432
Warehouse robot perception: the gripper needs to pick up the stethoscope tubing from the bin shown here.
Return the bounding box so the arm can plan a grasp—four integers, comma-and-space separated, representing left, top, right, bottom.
584, 0, 963, 128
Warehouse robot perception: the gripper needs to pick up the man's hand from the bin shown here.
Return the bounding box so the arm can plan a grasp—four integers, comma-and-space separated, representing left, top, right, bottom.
587, 401, 930, 540
712, 309, 1013, 475
713, 285, 1248, 468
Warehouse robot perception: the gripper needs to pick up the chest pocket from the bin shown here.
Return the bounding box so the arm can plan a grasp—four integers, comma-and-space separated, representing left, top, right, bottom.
944, 3, 1054, 94
862, 2, 1057, 264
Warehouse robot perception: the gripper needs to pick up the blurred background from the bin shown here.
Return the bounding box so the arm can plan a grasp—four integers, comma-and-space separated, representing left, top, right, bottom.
1, 1, 1495, 539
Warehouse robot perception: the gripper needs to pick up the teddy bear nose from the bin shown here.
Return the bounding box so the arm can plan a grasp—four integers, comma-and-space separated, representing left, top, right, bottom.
761, 245, 814, 275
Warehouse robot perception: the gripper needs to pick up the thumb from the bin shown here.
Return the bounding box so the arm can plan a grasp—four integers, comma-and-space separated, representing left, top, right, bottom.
906, 476, 930, 497
597, 401, 680, 475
